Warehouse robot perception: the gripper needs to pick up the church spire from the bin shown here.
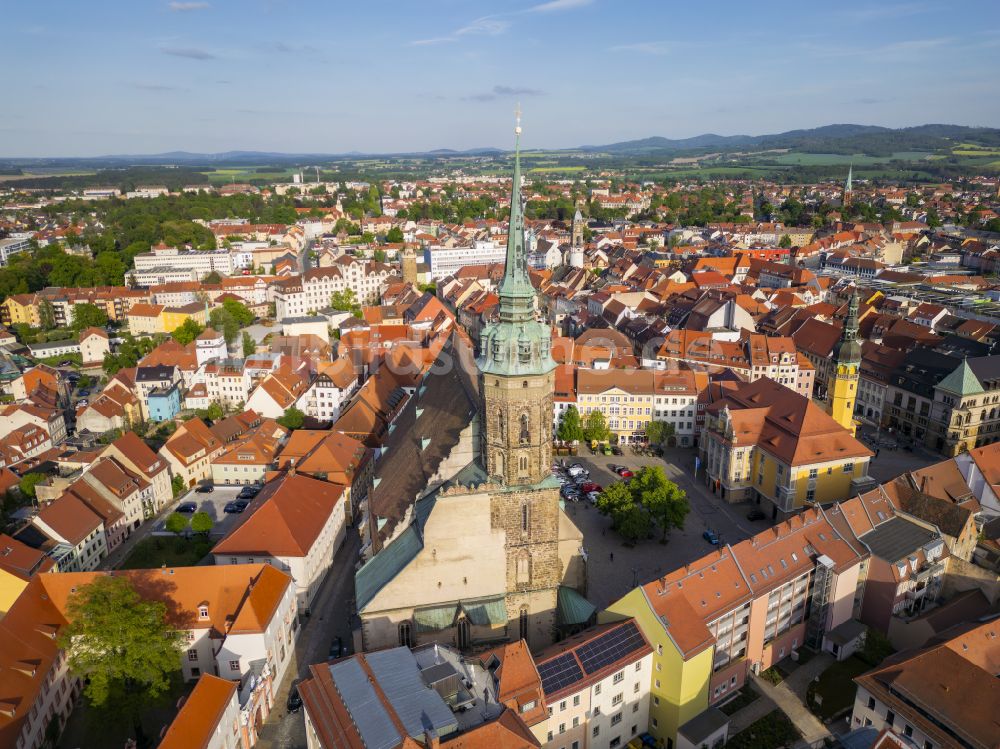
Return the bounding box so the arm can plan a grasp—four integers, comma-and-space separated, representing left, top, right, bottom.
833, 288, 861, 365
497, 104, 535, 324
845, 163, 853, 193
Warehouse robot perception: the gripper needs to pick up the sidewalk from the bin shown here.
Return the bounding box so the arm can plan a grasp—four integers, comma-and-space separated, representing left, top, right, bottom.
748, 654, 833, 747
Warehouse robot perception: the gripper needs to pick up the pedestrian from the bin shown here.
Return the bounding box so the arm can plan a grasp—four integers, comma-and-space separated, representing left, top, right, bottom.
610, 552, 614, 562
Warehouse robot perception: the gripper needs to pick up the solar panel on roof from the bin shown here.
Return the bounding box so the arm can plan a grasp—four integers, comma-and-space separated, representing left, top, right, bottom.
576, 621, 646, 675
538, 652, 584, 695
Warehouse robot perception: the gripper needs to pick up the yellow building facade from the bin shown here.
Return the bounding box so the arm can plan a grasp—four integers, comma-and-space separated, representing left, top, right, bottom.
829, 291, 861, 435
600, 587, 714, 745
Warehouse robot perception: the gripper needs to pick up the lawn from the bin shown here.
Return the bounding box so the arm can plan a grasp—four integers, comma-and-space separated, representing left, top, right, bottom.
725, 711, 801, 749
759, 666, 784, 685
719, 683, 760, 715
806, 655, 871, 720
119, 535, 212, 570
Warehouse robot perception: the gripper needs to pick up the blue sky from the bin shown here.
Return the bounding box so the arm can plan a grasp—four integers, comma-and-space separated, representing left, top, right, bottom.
4, 0, 1000, 156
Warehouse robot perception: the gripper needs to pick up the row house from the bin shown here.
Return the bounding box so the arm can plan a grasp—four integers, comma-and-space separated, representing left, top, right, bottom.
160, 417, 224, 488
101, 430, 174, 512
0, 403, 65, 447
75, 375, 141, 436
603, 506, 866, 746
274, 262, 391, 319
532, 620, 655, 749
299, 360, 359, 423
135, 364, 181, 420
572, 367, 705, 447
61, 457, 153, 552
210, 422, 287, 487
19, 494, 107, 572
647, 330, 814, 399
212, 474, 347, 613
245, 370, 309, 420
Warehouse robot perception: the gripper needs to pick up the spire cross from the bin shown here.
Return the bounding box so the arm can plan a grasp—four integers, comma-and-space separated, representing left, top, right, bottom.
514, 103, 522, 136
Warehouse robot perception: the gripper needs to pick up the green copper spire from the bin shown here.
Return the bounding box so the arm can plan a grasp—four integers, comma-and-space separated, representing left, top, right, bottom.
845, 163, 853, 193
477, 107, 556, 377
833, 288, 861, 364
497, 104, 536, 324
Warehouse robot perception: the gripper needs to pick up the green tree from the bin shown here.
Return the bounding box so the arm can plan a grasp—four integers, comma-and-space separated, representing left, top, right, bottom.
595, 479, 635, 519
644, 421, 674, 446
330, 289, 360, 314
38, 299, 56, 330
615, 504, 652, 545
171, 318, 204, 346
779, 233, 792, 248
71, 302, 109, 332
372, 248, 387, 263
59, 575, 185, 745
583, 410, 610, 443
241, 331, 256, 357
203, 271, 222, 283
170, 475, 185, 498
208, 299, 253, 344
858, 627, 895, 667
926, 207, 942, 228
19, 472, 47, 501
190, 511, 214, 535
557, 405, 585, 443
277, 406, 305, 430
633, 466, 690, 542
165, 512, 189, 536
386, 226, 404, 243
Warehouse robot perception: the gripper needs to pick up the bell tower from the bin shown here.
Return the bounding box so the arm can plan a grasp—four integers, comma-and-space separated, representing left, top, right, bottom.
830, 289, 861, 434
478, 106, 557, 487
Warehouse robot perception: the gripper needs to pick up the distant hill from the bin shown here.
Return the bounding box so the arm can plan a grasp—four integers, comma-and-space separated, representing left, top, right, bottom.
583, 124, 1000, 156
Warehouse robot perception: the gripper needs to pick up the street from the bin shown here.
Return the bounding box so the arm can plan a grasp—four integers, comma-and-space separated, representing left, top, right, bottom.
256, 530, 361, 749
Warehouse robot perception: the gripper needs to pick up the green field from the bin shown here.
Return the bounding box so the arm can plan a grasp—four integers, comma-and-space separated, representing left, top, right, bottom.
768, 151, 933, 165
528, 165, 586, 174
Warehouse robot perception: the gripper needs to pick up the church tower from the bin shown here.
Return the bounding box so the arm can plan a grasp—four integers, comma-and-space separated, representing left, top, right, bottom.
401, 246, 417, 285
569, 208, 584, 269
478, 108, 563, 647
842, 164, 853, 208
829, 289, 861, 435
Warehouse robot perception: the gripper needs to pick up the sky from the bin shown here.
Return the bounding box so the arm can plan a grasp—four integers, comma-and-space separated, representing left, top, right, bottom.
4, 0, 1000, 157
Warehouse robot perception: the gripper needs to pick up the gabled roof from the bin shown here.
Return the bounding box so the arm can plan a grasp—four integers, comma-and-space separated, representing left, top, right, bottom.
212, 473, 345, 558
158, 674, 237, 749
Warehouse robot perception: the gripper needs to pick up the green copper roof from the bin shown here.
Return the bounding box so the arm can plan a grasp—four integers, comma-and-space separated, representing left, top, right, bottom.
556, 586, 597, 627
833, 289, 862, 364
478, 109, 556, 378
937, 359, 984, 396
845, 164, 853, 192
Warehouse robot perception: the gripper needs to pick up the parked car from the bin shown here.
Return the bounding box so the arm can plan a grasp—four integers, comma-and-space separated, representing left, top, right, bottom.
287, 680, 303, 713
195, 484, 214, 494
609, 464, 626, 473
176, 502, 197, 513
611, 445, 623, 455
237, 486, 260, 500
77, 399, 88, 407
581, 482, 601, 493
702, 529, 720, 545
586, 491, 601, 504
329, 636, 350, 659
224, 500, 249, 514
617, 468, 633, 479
746, 509, 766, 522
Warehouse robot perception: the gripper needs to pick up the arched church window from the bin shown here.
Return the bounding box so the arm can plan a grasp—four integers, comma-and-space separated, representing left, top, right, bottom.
520, 413, 530, 444
492, 339, 502, 361
457, 617, 471, 650
398, 621, 413, 648
519, 455, 528, 473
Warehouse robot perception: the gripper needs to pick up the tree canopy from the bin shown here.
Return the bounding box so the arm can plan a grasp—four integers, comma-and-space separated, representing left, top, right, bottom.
190, 511, 214, 535
209, 298, 253, 344
557, 405, 585, 443
165, 513, 189, 535
70, 302, 109, 332
59, 575, 185, 741
596, 466, 689, 544
276, 406, 305, 430
171, 318, 204, 346
583, 410, 611, 443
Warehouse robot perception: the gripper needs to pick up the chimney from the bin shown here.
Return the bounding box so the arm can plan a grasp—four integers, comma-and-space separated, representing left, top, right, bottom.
425, 730, 440, 749
920, 475, 928, 494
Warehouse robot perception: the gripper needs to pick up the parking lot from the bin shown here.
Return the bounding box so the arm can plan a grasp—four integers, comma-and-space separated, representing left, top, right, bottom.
155, 484, 255, 538
557, 447, 765, 609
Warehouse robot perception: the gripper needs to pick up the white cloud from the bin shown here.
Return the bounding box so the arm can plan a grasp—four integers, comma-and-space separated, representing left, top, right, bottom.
168, 2, 210, 11
455, 17, 510, 36
526, 0, 593, 12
